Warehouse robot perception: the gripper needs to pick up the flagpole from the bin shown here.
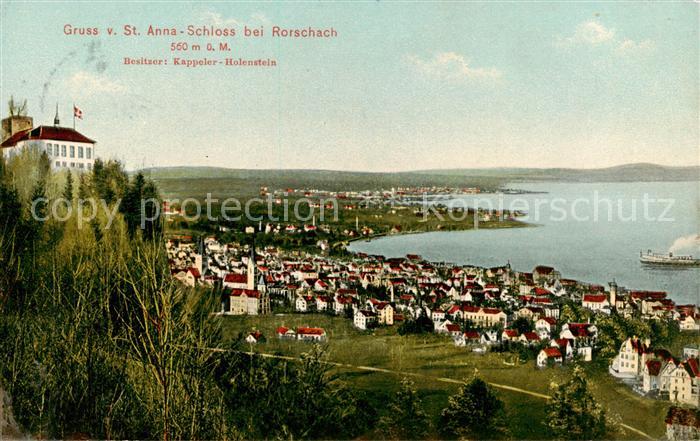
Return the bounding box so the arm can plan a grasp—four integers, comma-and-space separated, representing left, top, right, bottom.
73, 103, 75, 130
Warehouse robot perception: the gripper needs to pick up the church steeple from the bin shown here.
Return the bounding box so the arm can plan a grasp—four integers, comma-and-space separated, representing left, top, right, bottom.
53, 103, 60, 126
246, 235, 256, 291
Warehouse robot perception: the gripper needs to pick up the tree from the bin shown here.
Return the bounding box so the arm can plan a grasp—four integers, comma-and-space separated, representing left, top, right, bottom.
214, 344, 371, 440
440, 377, 506, 439
546, 366, 608, 439
377, 378, 430, 439
27, 179, 47, 232
397, 314, 434, 335
596, 313, 651, 359
78, 173, 90, 200
120, 172, 161, 239
63, 171, 74, 202
8, 96, 28, 117
511, 316, 533, 334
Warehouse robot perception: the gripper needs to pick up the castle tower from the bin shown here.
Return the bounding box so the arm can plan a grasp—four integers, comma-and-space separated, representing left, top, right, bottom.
1, 98, 33, 142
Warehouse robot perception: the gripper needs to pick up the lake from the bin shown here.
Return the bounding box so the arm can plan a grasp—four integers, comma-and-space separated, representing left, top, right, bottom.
348, 181, 700, 305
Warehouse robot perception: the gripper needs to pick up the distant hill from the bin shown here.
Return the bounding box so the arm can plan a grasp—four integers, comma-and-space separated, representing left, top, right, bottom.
142, 163, 699, 185
140, 167, 506, 198
412, 163, 700, 183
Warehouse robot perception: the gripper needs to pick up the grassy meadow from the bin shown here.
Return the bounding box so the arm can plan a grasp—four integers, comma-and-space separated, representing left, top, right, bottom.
221, 313, 674, 440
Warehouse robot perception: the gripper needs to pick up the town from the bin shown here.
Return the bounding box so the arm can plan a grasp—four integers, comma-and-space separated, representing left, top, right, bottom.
167, 229, 700, 437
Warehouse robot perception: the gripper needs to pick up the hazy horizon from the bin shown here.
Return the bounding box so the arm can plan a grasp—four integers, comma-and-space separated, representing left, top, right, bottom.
137, 161, 699, 173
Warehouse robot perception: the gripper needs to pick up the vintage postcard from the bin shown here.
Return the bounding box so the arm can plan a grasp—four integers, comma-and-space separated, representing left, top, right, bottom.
0, 1, 698, 440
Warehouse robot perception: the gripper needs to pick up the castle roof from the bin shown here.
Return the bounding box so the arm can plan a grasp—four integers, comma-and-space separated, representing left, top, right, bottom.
1, 126, 95, 148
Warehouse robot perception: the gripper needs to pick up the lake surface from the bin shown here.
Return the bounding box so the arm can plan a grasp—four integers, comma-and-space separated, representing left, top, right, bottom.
349, 181, 700, 305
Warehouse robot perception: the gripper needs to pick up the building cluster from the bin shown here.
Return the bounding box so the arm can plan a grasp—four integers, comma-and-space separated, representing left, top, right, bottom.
264, 185, 482, 201
611, 337, 699, 407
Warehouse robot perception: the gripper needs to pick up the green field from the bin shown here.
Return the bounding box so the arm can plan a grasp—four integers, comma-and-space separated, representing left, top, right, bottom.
221, 313, 672, 440
155, 172, 531, 249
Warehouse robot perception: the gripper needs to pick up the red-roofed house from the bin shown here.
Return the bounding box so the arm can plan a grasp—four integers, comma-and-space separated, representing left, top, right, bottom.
224, 272, 248, 290
445, 323, 462, 338
173, 267, 201, 286
276, 326, 296, 339
228, 289, 261, 315
537, 347, 563, 367
520, 331, 541, 345
501, 329, 519, 342
665, 406, 700, 441
582, 293, 610, 312
296, 327, 326, 342
245, 331, 265, 344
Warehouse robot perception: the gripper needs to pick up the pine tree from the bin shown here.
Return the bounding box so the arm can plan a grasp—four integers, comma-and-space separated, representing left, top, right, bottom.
121, 172, 145, 237
63, 171, 74, 202
29, 179, 48, 223
440, 377, 506, 439
546, 366, 608, 439
0, 181, 22, 230
142, 181, 162, 239
377, 378, 430, 439
78, 173, 90, 200
38, 152, 50, 179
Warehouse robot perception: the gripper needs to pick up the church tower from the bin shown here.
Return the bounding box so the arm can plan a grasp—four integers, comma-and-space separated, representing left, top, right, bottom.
247, 242, 256, 290
609, 279, 618, 309
248, 235, 270, 315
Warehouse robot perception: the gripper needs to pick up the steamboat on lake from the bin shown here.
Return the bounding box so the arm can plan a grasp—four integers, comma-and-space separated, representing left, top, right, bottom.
639, 250, 700, 266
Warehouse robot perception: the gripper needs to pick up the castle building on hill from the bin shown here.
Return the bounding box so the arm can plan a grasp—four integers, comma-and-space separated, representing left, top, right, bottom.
1, 106, 96, 171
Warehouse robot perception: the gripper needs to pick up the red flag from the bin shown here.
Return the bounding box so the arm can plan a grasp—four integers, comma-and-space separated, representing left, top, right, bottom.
73, 105, 83, 119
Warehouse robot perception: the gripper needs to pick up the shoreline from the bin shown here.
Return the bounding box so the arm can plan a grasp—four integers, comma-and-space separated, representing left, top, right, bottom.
344, 219, 535, 245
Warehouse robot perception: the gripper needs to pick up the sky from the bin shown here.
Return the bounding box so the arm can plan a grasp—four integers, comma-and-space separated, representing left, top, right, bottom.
0, 1, 698, 172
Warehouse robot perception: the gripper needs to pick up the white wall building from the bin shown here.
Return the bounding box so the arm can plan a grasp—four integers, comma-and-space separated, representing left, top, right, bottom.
1, 111, 96, 171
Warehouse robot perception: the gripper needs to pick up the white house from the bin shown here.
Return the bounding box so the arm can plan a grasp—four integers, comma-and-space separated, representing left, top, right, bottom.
535, 317, 557, 339
610, 336, 652, 377
680, 314, 700, 331
661, 358, 700, 407
354, 309, 377, 330
642, 359, 663, 394
537, 347, 563, 368
684, 345, 700, 360
296, 295, 314, 312
376, 302, 394, 325
245, 331, 264, 344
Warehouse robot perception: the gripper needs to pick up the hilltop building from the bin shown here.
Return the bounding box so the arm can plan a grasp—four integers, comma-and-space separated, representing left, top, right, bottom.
1, 106, 96, 171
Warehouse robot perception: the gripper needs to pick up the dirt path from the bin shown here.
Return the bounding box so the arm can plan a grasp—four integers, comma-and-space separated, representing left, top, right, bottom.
239, 349, 655, 440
